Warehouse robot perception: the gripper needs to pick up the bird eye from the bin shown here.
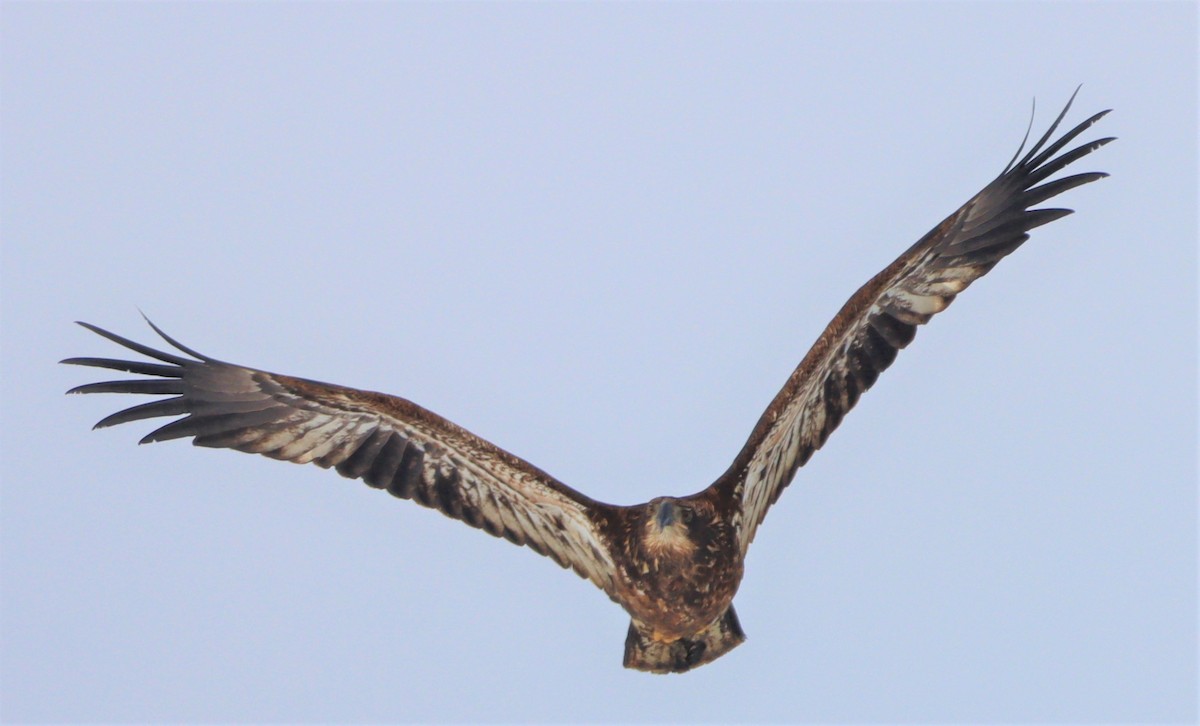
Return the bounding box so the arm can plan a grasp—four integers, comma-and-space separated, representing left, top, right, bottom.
680, 508, 694, 523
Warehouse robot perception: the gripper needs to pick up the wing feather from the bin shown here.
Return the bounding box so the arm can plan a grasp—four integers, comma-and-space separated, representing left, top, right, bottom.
64, 322, 623, 597
711, 92, 1113, 555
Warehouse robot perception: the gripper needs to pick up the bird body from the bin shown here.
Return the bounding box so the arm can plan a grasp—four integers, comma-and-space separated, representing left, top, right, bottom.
65, 91, 1112, 673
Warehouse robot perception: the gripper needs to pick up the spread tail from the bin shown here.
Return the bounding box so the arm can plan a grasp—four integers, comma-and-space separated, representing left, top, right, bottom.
623, 606, 746, 674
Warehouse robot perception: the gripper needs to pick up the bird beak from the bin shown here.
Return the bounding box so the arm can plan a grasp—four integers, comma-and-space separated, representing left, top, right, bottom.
655, 501, 677, 529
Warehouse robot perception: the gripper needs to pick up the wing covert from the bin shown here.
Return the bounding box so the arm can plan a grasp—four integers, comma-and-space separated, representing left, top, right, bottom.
711, 91, 1114, 555
64, 320, 622, 596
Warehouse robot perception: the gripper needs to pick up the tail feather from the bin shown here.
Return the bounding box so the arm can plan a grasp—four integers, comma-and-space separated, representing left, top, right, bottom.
623, 607, 746, 673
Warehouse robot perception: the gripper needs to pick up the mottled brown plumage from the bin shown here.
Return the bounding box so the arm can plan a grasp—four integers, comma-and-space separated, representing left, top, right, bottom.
64, 92, 1112, 673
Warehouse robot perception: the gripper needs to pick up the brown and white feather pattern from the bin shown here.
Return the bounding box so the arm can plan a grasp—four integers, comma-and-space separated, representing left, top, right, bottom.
63, 92, 1112, 674
64, 322, 622, 596
712, 94, 1114, 555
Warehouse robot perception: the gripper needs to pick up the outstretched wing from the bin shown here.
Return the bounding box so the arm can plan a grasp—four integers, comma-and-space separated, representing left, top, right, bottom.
710, 91, 1114, 555
64, 321, 622, 596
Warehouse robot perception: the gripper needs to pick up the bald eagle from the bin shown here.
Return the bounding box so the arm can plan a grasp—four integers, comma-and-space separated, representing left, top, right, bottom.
64, 91, 1112, 673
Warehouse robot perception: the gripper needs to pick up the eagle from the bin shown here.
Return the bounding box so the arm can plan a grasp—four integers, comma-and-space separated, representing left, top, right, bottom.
64, 92, 1112, 674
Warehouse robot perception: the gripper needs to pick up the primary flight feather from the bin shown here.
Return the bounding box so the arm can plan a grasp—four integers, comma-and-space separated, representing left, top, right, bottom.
64, 91, 1112, 673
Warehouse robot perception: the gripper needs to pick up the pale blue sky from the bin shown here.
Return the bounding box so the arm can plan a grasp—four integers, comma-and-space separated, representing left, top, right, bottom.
2, 2, 1196, 722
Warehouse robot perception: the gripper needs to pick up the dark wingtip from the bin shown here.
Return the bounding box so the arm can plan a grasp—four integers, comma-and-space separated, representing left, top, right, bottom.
1003, 98, 1038, 174
139, 312, 213, 362
68, 319, 204, 366
1024, 207, 1075, 230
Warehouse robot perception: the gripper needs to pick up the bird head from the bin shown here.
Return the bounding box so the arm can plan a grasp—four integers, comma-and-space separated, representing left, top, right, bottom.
641, 497, 699, 557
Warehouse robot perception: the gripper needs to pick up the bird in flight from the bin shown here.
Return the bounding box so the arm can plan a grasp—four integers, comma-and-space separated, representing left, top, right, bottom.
65, 91, 1112, 673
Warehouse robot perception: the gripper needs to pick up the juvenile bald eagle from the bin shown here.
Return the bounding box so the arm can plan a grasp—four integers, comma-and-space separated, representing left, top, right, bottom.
64, 92, 1112, 673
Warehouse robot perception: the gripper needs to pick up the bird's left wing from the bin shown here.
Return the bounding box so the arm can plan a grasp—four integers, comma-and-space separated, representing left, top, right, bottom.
709, 93, 1113, 556
63, 321, 622, 596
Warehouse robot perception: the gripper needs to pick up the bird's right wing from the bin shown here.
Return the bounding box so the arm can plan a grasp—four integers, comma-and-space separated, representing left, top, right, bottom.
64, 320, 623, 597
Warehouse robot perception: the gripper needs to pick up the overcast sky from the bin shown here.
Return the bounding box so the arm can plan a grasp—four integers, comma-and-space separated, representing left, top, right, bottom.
3, 2, 1196, 723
